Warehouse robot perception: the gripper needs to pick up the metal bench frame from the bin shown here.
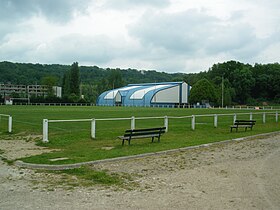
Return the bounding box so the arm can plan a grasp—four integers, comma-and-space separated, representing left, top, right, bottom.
230, 120, 256, 132
118, 127, 166, 145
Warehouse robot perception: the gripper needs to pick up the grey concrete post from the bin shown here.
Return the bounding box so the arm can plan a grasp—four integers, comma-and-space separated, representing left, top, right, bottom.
91, 119, 96, 139
43, 119, 49, 143
164, 116, 168, 132
131, 116, 135, 130
192, 115, 195, 130
8, 116, 12, 133
214, 114, 218, 128
263, 113, 266, 124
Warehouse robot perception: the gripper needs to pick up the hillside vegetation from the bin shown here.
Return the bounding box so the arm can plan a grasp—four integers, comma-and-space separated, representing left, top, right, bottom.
0, 60, 279, 105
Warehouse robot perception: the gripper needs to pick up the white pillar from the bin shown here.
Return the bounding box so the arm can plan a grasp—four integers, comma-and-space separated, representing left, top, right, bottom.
233, 114, 237, 124
214, 114, 218, 128
192, 115, 195, 130
43, 119, 49, 143
276, 111, 278, 123
250, 112, 253, 120
91, 119, 96, 139
263, 113, 266, 124
8, 116, 12, 133
131, 116, 135, 130
164, 116, 168, 132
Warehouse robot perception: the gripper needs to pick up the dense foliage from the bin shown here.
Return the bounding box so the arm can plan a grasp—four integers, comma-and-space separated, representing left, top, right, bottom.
62, 62, 81, 102
0, 60, 279, 105
184, 61, 280, 105
189, 79, 217, 105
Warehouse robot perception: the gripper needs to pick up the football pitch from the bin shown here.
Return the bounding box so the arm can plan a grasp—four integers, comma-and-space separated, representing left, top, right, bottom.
0, 105, 279, 164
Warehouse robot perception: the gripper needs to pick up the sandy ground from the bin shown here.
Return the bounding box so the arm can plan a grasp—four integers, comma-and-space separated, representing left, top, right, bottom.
0, 133, 280, 210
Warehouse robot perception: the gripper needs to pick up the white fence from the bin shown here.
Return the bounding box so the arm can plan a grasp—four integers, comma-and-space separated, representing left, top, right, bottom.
0, 114, 13, 133
1, 102, 280, 110
42, 111, 279, 143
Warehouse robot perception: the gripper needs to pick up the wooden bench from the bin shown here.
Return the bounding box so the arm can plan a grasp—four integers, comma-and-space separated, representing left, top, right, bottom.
230, 120, 256, 132
118, 127, 166, 145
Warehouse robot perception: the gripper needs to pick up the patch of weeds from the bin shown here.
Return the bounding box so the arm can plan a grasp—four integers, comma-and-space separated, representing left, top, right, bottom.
1, 156, 14, 165
45, 166, 136, 189
0, 134, 13, 140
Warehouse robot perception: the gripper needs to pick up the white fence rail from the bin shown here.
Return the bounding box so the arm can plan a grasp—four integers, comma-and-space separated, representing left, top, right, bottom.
0, 114, 13, 133
42, 111, 279, 143
1, 102, 280, 110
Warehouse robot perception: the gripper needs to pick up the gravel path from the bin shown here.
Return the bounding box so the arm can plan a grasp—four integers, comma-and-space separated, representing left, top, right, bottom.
0, 133, 280, 210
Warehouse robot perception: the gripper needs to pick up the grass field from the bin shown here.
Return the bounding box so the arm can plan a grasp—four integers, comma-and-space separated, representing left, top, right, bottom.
0, 105, 279, 165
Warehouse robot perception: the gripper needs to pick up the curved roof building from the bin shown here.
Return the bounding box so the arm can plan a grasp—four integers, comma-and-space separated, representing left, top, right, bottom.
97, 82, 191, 107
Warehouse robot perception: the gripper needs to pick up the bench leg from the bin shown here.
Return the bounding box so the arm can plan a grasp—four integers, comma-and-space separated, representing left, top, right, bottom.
151, 137, 154, 143
122, 139, 125, 146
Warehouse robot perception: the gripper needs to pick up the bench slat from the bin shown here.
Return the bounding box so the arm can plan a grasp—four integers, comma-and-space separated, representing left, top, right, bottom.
124, 130, 165, 137
125, 127, 165, 133
119, 134, 160, 140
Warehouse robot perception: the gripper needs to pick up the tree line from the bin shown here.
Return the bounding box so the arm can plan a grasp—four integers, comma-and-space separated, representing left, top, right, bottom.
186, 61, 280, 106
0, 60, 279, 105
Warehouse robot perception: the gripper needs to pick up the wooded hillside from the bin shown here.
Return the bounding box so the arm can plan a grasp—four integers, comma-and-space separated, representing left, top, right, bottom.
0, 61, 279, 105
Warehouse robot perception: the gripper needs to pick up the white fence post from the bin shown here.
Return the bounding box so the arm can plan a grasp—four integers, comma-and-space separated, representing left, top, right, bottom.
8, 116, 12, 133
250, 112, 253, 120
192, 115, 195, 130
233, 114, 237, 124
263, 113, 266, 124
43, 119, 49, 143
214, 114, 218, 128
276, 111, 278, 123
131, 116, 135, 130
164, 116, 168, 132
91, 118, 96, 139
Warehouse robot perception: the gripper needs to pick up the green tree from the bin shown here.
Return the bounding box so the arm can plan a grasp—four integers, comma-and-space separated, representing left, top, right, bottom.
232, 66, 255, 104
108, 69, 124, 89
41, 76, 58, 96
62, 62, 80, 98
69, 62, 80, 96
212, 76, 235, 106
62, 71, 70, 97
80, 83, 98, 103
97, 78, 110, 95
189, 79, 218, 105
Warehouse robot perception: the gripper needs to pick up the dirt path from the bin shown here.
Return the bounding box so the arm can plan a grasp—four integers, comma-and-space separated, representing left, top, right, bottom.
0, 133, 280, 210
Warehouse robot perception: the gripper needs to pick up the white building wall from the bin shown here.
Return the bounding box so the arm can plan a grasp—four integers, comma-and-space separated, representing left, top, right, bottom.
181, 83, 188, 103
115, 92, 121, 102
53, 86, 62, 98
151, 86, 179, 103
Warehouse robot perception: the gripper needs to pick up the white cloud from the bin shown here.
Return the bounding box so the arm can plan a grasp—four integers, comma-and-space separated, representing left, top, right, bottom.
0, 0, 279, 73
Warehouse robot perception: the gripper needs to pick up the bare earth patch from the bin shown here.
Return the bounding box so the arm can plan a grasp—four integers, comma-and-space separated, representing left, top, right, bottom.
0, 139, 59, 160
0, 133, 280, 210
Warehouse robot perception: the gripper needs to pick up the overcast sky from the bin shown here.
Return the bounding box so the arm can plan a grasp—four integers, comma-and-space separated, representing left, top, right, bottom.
0, 0, 279, 73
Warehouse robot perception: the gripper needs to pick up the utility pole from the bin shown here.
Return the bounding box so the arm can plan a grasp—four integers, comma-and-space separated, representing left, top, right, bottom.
221, 75, 224, 108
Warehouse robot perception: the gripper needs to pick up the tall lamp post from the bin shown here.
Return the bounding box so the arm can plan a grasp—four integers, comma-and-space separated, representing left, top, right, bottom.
221, 75, 224, 108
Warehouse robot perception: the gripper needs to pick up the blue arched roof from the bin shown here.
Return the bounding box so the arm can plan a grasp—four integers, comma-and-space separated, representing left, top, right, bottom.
96, 82, 189, 107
